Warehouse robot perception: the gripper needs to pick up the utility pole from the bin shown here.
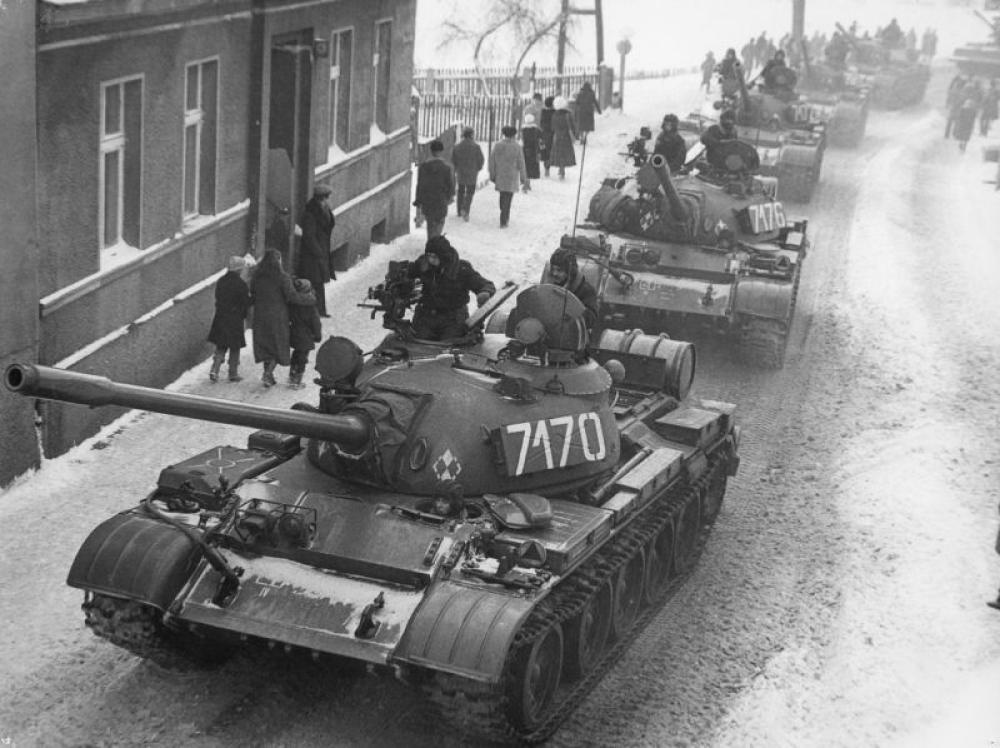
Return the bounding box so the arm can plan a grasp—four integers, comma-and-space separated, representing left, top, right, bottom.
555, 0, 606, 94
792, 0, 805, 47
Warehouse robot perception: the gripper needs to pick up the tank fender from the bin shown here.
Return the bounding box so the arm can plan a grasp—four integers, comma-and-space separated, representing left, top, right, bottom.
732, 277, 795, 322
777, 143, 821, 170
393, 580, 535, 682
67, 512, 202, 611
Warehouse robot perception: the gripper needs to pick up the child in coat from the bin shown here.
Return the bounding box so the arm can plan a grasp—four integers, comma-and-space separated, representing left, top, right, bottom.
207, 256, 252, 382
288, 277, 323, 387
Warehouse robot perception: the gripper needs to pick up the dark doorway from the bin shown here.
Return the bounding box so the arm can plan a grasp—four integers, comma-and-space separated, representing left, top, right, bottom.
265, 34, 313, 269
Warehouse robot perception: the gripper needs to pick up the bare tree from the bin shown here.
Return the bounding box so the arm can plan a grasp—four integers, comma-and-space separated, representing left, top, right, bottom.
437, 0, 577, 95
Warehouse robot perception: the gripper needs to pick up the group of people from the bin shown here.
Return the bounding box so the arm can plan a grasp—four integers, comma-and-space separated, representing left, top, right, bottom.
413, 82, 602, 232
945, 75, 1000, 152
207, 184, 336, 388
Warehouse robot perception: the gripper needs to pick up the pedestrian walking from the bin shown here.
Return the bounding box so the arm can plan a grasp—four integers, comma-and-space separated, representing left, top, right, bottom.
954, 96, 978, 152
297, 183, 336, 317
206, 255, 252, 383
250, 248, 313, 387
451, 127, 485, 222
521, 113, 541, 180
549, 96, 578, 180
540, 95, 556, 177
288, 278, 323, 387
701, 51, 716, 93
944, 75, 966, 138
413, 139, 455, 238
488, 125, 530, 228
574, 82, 601, 137
980, 81, 998, 136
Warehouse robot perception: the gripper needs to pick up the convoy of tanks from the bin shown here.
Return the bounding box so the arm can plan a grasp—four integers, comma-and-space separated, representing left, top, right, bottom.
5, 12, 979, 746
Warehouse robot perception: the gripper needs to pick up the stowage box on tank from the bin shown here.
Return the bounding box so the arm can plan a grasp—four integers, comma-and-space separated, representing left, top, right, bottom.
5, 281, 740, 744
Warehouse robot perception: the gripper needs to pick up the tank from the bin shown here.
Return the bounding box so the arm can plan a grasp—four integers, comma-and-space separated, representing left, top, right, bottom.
564, 149, 808, 368
4, 281, 740, 745
795, 40, 870, 148
953, 10, 1000, 78
681, 64, 826, 203
836, 23, 930, 109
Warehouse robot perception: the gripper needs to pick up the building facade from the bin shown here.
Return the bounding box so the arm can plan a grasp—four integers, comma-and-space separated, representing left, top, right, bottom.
0, 0, 416, 484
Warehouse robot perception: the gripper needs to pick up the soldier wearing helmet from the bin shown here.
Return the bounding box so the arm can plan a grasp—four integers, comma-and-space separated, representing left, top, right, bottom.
546, 248, 598, 331
700, 109, 739, 170
653, 114, 688, 174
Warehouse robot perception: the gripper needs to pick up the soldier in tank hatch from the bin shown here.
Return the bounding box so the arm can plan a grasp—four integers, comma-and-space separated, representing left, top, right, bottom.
546, 248, 598, 331
653, 114, 688, 174
701, 109, 739, 170
407, 236, 495, 341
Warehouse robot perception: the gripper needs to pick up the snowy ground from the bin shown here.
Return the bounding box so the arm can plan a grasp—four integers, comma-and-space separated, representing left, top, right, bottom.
3, 2, 1000, 746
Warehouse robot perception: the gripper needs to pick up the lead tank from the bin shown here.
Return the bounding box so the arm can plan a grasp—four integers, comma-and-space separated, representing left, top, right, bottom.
576, 148, 808, 367
5, 281, 739, 745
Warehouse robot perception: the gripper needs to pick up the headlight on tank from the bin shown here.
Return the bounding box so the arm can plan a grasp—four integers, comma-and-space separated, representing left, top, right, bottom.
624, 246, 644, 265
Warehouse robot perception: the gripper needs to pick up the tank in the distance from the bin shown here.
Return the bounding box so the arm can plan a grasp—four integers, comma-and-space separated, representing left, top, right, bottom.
5, 278, 740, 744
566, 145, 808, 368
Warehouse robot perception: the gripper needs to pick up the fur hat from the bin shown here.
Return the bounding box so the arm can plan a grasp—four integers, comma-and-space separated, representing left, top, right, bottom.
294, 277, 314, 294
313, 183, 332, 198
553, 95, 568, 110
227, 256, 246, 272
523, 113, 536, 126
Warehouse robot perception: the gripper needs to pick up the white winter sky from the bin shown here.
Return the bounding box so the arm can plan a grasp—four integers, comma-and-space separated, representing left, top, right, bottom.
415, 0, 988, 73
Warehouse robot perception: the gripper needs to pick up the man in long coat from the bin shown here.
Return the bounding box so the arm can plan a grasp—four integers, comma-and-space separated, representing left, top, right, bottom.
488, 125, 530, 228
297, 183, 336, 317
549, 96, 578, 179
414, 139, 456, 238
451, 127, 485, 221
574, 82, 601, 135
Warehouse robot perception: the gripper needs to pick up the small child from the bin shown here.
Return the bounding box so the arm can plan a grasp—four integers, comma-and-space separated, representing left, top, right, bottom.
288, 277, 323, 387
207, 256, 252, 382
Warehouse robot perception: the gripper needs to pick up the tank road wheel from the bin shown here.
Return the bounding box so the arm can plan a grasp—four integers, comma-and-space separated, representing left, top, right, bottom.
564, 579, 613, 680
673, 495, 702, 577
507, 623, 564, 733
701, 469, 728, 527
739, 318, 787, 369
610, 549, 646, 640
642, 520, 675, 604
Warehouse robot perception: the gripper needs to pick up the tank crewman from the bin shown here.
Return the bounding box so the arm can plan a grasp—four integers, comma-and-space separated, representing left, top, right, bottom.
547, 248, 599, 331
825, 32, 850, 68
760, 50, 797, 98
407, 235, 496, 341
880, 17, 904, 48
700, 109, 739, 170
715, 47, 740, 84
653, 114, 688, 174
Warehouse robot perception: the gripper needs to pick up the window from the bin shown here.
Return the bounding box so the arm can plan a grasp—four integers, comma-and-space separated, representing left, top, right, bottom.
99, 77, 142, 250
183, 59, 219, 219
329, 29, 353, 152
373, 20, 392, 133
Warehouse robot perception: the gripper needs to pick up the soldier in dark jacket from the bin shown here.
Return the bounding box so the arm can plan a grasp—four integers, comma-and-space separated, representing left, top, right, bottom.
701, 110, 739, 170
408, 235, 495, 341
414, 139, 456, 238
288, 277, 323, 387
653, 114, 688, 173
207, 255, 252, 382
546, 248, 598, 331
297, 183, 336, 317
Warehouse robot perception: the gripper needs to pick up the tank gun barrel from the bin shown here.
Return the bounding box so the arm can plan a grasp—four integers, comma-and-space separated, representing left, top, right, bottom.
640, 154, 689, 223
5, 364, 370, 450
835, 22, 861, 48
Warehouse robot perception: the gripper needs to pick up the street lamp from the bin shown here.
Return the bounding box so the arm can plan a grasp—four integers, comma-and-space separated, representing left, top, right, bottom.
616, 38, 632, 111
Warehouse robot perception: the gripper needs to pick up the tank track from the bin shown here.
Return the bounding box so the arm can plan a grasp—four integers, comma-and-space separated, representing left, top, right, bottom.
422, 455, 726, 744
738, 254, 802, 369
83, 593, 228, 670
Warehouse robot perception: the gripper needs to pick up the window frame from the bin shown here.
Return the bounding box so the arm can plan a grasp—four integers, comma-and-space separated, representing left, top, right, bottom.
99, 75, 144, 252
182, 56, 220, 221
328, 26, 354, 154
372, 18, 393, 134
